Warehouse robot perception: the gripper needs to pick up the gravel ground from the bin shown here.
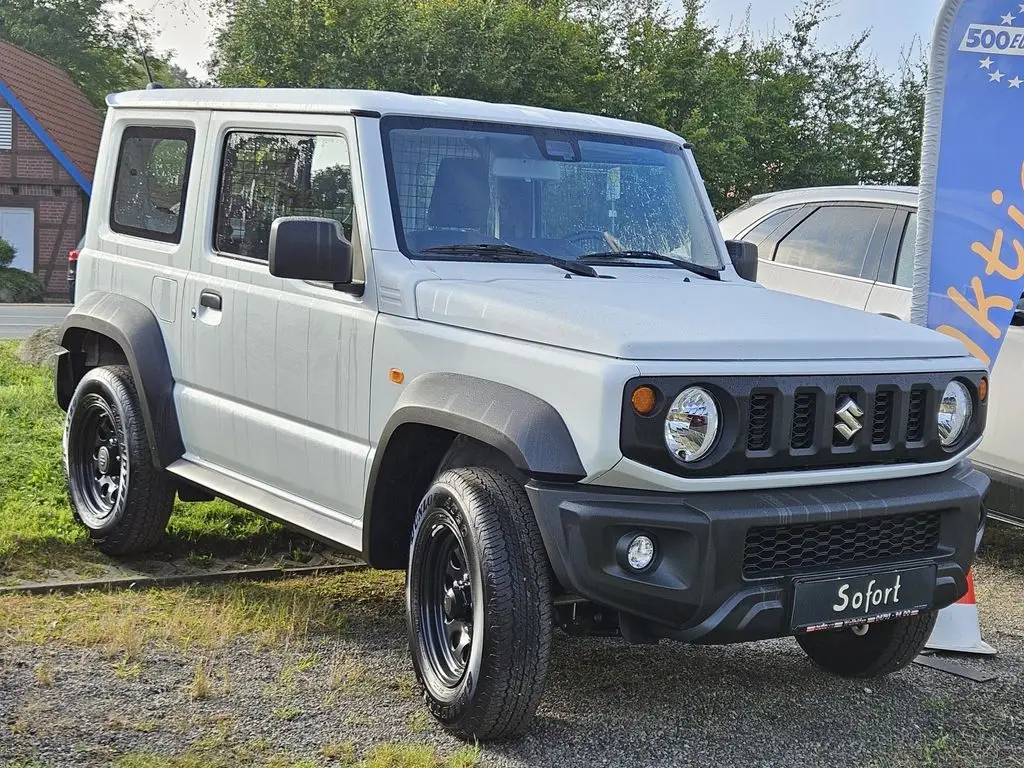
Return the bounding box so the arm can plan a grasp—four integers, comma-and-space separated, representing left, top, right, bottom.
3, 531, 1023, 768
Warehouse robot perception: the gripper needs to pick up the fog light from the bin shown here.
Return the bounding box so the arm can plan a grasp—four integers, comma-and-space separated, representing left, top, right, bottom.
626, 535, 656, 571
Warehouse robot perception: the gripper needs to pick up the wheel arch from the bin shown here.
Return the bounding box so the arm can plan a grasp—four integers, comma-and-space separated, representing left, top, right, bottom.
56, 292, 184, 470
362, 373, 585, 569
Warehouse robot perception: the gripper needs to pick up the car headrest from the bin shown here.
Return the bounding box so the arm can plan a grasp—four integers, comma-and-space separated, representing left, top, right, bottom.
427, 158, 490, 230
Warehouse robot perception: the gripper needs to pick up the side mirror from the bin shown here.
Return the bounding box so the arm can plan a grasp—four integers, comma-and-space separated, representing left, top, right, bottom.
269, 216, 352, 283
725, 240, 758, 282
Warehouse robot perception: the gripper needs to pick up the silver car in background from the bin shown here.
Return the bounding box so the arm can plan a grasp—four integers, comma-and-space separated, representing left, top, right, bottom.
720, 186, 1024, 528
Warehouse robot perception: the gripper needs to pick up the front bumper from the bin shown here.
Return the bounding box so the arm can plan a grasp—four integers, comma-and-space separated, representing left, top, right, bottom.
526, 462, 989, 644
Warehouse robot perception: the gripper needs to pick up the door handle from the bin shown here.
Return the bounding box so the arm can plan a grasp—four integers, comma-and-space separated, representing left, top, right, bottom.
199, 290, 222, 311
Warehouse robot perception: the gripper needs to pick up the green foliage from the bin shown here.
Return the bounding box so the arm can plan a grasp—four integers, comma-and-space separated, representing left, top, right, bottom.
210, 0, 927, 213
0, 267, 44, 303
0, 237, 15, 268
0, 0, 199, 109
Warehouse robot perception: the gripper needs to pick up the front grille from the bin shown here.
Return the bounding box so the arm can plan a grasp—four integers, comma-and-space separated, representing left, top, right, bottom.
743, 511, 942, 577
621, 371, 985, 478
747, 394, 773, 451
907, 387, 927, 442
790, 392, 816, 449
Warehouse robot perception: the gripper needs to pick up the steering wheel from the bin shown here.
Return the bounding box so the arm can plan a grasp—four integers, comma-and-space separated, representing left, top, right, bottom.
565, 230, 622, 254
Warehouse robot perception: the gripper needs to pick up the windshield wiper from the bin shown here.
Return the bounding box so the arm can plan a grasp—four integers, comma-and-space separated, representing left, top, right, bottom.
579, 250, 722, 281
419, 243, 599, 277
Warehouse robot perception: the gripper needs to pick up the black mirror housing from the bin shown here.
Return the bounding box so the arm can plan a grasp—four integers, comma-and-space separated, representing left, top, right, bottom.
269, 217, 353, 283
725, 240, 758, 282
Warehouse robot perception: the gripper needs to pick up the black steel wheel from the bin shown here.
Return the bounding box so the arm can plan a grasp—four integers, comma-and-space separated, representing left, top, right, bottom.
407, 467, 553, 741
416, 511, 475, 687
67, 393, 126, 527
64, 365, 175, 555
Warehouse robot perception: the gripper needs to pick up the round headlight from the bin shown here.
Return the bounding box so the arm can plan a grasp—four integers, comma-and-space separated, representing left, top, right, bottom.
664, 386, 720, 462
938, 381, 972, 447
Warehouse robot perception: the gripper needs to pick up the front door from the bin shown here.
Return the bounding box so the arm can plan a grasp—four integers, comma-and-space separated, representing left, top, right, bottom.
177, 112, 376, 525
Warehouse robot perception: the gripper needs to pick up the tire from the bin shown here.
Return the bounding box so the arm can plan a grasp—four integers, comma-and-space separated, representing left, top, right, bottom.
63, 365, 175, 556
406, 467, 553, 741
796, 610, 938, 678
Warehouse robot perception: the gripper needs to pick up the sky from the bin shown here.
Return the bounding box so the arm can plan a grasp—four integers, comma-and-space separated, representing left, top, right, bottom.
130, 0, 944, 79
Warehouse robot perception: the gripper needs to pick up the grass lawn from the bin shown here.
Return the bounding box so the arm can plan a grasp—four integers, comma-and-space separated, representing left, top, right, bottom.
0, 340, 320, 581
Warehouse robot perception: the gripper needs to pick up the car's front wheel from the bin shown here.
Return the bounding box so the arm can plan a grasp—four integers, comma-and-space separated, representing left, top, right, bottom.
406, 467, 553, 741
64, 365, 175, 555
796, 610, 938, 677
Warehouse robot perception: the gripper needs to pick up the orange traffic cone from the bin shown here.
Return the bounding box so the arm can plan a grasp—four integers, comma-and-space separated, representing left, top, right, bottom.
925, 569, 996, 655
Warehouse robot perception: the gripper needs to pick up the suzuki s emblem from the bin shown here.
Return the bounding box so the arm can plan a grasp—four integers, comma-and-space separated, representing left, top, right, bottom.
834, 397, 864, 440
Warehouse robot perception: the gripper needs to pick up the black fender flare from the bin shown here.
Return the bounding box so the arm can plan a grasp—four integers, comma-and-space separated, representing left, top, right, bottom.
362, 373, 586, 554
56, 292, 184, 469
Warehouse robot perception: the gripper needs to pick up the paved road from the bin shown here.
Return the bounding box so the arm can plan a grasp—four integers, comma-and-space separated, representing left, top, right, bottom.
0, 304, 70, 340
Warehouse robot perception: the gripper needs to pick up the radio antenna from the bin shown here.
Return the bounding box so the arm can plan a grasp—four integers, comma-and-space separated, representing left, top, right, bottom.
128, 15, 156, 86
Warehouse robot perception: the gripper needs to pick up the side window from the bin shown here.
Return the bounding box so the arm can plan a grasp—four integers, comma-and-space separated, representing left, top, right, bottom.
214, 132, 353, 262
110, 126, 195, 243
741, 207, 801, 245
774, 205, 885, 278
893, 212, 917, 288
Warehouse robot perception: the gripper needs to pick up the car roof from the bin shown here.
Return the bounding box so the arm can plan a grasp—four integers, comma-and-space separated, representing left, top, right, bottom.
739, 185, 919, 208
718, 185, 920, 239
106, 88, 683, 144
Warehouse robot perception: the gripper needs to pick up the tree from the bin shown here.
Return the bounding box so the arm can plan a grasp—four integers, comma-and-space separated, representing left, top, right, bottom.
209, 0, 930, 213
0, 237, 15, 268
0, 0, 193, 108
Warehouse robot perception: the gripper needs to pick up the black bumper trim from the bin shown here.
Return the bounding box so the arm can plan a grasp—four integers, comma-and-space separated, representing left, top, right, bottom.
526, 462, 988, 644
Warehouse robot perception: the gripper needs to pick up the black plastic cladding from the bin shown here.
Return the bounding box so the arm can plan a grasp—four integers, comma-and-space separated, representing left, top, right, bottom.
621, 371, 988, 478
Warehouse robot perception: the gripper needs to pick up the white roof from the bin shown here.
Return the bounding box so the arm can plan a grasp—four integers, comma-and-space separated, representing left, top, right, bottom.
750, 185, 919, 207
107, 88, 683, 143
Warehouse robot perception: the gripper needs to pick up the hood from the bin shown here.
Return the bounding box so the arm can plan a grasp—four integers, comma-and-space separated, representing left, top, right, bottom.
414, 274, 967, 361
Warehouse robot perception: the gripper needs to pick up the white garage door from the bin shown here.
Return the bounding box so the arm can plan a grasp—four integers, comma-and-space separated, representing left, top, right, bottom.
0, 207, 35, 273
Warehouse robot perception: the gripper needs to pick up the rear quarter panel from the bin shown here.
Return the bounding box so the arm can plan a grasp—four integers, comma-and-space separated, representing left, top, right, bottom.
75, 108, 211, 379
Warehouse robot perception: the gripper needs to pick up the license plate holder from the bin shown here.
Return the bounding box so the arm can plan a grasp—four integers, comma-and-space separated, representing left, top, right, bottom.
791, 564, 936, 633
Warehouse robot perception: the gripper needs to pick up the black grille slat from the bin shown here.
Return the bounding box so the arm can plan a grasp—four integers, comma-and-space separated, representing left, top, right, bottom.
790, 392, 817, 450
872, 390, 894, 445
907, 388, 927, 442
742, 511, 941, 577
747, 394, 773, 451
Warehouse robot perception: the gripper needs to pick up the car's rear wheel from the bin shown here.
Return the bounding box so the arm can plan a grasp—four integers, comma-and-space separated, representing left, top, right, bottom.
64, 365, 175, 555
796, 610, 938, 677
407, 467, 552, 741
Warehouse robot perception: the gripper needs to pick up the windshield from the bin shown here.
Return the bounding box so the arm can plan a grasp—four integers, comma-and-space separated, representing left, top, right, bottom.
380, 117, 723, 270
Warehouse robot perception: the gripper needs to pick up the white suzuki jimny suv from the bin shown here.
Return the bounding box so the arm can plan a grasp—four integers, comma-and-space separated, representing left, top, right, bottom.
57, 88, 990, 740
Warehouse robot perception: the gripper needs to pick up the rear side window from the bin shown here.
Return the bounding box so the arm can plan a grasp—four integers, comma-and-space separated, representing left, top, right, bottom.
742, 207, 802, 244
214, 132, 353, 262
774, 205, 885, 278
110, 126, 195, 243
894, 212, 917, 288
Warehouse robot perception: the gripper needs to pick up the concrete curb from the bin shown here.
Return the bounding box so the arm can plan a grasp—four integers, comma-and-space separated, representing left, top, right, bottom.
0, 562, 367, 596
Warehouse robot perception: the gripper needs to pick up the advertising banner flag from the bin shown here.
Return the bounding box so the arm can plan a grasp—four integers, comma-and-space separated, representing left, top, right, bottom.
913, 0, 1024, 368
